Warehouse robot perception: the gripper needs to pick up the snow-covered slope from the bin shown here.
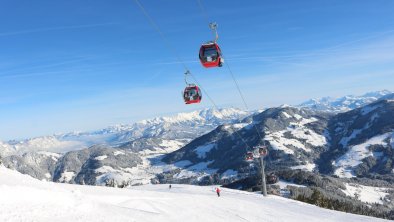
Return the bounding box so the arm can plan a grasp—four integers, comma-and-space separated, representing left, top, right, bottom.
341, 183, 390, 205
333, 132, 394, 177
161, 106, 332, 184
0, 166, 387, 222
299, 90, 393, 112
161, 98, 394, 184
325, 99, 394, 178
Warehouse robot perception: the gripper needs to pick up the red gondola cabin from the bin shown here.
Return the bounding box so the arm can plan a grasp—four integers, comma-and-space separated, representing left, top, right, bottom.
259, 147, 268, 157
199, 42, 223, 68
183, 85, 202, 104
245, 152, 254, 161
266, 173, 279, 184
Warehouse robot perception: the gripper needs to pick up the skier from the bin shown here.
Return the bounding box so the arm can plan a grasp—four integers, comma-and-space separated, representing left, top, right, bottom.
215, 187, 221, 197
169, 184, 172, 189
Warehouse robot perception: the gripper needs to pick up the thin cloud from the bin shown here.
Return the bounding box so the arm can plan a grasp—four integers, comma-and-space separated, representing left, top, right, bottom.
0, 22, 117, 37
324, 29, 394, 51
0, 57, 89, 77
0, 70, 70, 79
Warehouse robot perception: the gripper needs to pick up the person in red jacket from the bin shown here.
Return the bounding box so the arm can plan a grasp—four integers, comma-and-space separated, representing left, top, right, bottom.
215, 187, 221, 197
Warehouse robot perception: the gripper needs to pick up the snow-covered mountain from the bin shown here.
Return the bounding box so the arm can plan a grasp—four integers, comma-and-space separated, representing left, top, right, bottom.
321, 99, 394, 178
4, 96, 394, 187
1, 108, 249, 186
113, 107, 249, 149
3, 91, 394, 187
299, 90, 393, 112
161, 106, 332, 184
0, 108, 248, 157
160, 98, 394, 184
0, 166, 387, 222
2, 92, 394, 220
3, 90, 391, 157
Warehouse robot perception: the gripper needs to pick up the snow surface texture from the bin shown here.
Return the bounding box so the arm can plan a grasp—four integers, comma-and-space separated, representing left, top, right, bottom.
334, 132, 393, 178
0, 167, 387, 222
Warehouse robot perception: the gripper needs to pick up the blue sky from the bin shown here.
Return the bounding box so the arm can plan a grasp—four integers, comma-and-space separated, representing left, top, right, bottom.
1, 0, 394, 140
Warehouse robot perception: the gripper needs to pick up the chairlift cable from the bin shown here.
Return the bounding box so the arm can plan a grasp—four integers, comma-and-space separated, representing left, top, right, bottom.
133, 0, 253, 151
195, 0, 266, 148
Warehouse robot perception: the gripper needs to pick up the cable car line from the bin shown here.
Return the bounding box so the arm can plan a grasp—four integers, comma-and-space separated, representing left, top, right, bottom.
132, 0, 254, 151
132, 0, 213, 105
194, 0, 248, 110
196, 0, 211, 26
194, 0, 266, 149
197, 0, 266, 152
196, 0, 274, 187
133, 0, 187, 71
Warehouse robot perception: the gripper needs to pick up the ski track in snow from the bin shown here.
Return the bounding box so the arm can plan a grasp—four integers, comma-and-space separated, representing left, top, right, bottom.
0, 167, 389, 222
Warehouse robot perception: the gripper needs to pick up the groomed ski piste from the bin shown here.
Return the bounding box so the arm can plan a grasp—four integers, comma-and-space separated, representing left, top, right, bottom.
0, 167, 388, 222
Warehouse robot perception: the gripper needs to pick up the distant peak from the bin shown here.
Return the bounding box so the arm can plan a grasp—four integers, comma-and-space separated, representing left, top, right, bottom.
362, 90, 392, 98
279, 104, 291, 108
298, 89, 393, 113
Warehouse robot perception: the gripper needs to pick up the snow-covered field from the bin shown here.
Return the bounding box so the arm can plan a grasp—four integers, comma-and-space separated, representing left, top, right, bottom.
0, 167, 388, 222
341, 183, 390, 205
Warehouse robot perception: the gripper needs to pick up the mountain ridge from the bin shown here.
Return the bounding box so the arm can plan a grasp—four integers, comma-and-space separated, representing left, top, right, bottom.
299, 90, 393, 113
